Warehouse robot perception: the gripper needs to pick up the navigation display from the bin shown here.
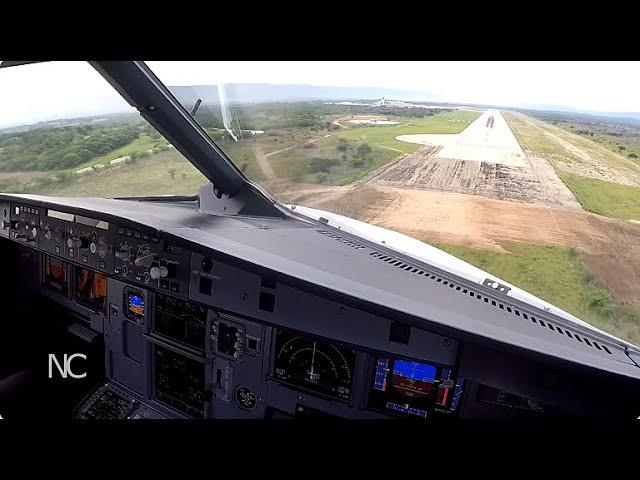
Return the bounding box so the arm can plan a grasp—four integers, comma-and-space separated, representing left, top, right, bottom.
44, 255, 68, 295
274, 329, 356, 401
369, 356, 464, 418
75, 267, 107, 313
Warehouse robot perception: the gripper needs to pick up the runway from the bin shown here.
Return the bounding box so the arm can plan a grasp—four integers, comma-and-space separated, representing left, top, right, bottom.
396, 109, 526, 166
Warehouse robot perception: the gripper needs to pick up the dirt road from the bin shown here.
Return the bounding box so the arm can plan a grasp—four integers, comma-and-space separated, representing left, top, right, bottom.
254, 144, 276, 179
365, 144, 580, 208
0, 171, 49, 183
254, 135, 331, 180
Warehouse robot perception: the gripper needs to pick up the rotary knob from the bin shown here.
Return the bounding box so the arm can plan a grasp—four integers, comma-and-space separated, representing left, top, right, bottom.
67, 236, 82, 249
116, 243, 131, 262
149, 266, 168, 280
134, 249, 154, 268
96, 238, 108, 258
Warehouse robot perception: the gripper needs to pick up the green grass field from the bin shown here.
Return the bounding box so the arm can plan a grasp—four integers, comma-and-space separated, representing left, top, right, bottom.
504, 112, 581, 160
31, 150, 209, 198
506, 112, 640, 174
556, 123, 640, 167
74, 134, 161, 170
434, 241, 640, 345
265, 110, 480, 186
558, 172, 640, 221
335, 110, 481, 154
268, 136, 399, 185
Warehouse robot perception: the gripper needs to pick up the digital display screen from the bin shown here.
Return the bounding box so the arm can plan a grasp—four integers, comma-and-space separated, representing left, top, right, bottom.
75, 267, 107, 313
44, 255, 68, 295
154, 346, 205, 417
155, 293, 207, 349
274, 329, 356, 401
127, 291, 145, 318
369, 356, 464, 418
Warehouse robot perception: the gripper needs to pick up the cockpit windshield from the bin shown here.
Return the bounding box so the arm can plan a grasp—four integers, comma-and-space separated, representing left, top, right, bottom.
0, 61, 208, 198
2, 61, 640, 349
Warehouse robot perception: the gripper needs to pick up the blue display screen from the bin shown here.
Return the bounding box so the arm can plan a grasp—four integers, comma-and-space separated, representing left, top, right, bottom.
129, 294, 143, 307
370, 356, 464, 418
128, 292, 144, 316
392, 360, 436, 383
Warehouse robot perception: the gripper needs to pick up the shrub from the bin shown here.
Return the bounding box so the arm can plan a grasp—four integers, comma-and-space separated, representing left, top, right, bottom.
351, 157, 366, 168
587, 288, 616, 318
356, 143, 372, 161
316, 172, 328, 183
308, 157, 339, 173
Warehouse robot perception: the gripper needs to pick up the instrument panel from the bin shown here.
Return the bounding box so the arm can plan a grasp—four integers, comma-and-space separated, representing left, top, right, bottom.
368, 356, 464, 418
1, 198, 469, 420
273, 329, 357, 401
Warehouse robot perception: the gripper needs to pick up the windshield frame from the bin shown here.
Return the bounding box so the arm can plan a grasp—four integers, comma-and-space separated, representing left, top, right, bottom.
90, 61, 256, 199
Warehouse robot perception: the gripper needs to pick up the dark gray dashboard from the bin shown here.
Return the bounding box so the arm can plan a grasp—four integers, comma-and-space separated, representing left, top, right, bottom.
1, 192, 640, 420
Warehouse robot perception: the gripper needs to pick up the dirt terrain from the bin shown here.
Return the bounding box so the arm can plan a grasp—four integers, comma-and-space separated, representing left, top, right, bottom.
514, 113, 640, 187
0, 171, 48, 183
276, 109, 640, 307
364, 144, 580, 208
279, 182, 640, 305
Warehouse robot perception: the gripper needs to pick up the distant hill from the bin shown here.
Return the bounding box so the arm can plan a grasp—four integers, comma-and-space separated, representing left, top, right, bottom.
168, 83, 433, 105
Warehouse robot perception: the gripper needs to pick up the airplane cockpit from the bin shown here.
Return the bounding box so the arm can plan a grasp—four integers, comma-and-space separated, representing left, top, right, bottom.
1, 61, 639, 421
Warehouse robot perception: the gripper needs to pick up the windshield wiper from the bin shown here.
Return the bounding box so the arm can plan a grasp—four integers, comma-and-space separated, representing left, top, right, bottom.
91, 61, 284, 218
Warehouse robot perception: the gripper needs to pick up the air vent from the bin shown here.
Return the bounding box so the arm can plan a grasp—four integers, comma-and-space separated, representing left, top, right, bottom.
369, 251, 612, 356
317, 230, 366, 250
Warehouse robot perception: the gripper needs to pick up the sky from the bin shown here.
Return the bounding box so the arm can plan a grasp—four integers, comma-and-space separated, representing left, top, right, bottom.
1, 61, 640, 128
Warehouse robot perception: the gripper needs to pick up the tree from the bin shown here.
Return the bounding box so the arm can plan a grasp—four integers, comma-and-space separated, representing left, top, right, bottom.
61, 152, 82, 167
356, 143, 372, 161
336, 138, 349, 154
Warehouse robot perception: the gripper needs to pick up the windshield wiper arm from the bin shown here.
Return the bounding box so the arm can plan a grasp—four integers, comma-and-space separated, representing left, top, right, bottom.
90, 61, 283, 218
